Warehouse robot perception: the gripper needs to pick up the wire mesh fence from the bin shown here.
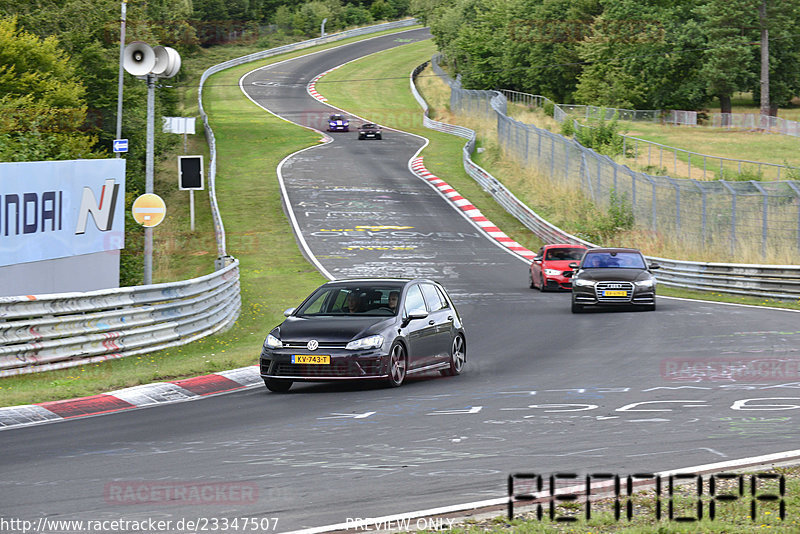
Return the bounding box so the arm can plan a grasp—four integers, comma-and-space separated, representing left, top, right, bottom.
434, 57, 800, 260
568, 122, 797, 182
711, 113, 800, 137
501, 89, 798, 182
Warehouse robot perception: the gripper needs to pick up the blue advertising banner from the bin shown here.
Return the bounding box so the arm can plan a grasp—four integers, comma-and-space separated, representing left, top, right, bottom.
0, 159, 126, 267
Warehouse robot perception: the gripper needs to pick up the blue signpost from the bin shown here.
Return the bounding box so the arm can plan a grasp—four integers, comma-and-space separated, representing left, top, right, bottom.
113, 139, 129, 153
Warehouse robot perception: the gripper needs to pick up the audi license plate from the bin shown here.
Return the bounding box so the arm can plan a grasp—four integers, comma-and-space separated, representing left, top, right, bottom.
603, 290, 628, 297
292, 355, 330, 364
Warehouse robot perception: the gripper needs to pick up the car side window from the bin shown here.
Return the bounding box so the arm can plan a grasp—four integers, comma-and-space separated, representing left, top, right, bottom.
421, 283, 447, 312
404, 285, 426, 315
434, 286, 452, 310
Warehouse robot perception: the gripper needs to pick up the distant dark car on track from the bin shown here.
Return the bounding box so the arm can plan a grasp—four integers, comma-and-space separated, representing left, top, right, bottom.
566, 247, 659, 313
358, 122, 382, 140
327, 113, 349, 132
529, 243, 588, 291
260, 278, 466, 392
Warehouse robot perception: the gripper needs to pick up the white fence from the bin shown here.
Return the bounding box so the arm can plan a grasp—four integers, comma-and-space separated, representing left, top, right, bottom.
413, 59, 800, 301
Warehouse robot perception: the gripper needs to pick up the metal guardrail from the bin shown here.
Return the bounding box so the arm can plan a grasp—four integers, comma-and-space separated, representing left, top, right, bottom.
0, 261, 241, 377
414, 59, 800, 302
649, 257, 800, 300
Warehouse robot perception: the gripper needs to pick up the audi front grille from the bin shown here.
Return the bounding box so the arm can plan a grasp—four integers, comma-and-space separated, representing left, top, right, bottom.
595, 281, 634, 303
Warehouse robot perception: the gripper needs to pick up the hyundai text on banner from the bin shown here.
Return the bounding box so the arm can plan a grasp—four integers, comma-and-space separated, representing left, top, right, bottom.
0, 159, 126, 267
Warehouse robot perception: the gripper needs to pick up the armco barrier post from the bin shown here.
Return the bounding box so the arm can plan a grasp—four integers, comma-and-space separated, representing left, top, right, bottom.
215, 255, 235, 271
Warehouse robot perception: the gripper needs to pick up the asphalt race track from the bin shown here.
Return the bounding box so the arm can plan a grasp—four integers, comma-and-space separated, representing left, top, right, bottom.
2, 28, 800, 533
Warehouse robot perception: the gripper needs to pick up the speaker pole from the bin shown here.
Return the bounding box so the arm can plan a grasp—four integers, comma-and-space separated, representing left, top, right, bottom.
115, 0, 127, 159
144, 73, 156, 285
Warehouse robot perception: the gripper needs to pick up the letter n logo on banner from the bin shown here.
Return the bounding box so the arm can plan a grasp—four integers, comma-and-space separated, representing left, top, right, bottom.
75, 179, 120, 234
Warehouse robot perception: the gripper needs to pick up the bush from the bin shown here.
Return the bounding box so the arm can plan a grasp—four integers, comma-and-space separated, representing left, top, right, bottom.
564, 190, 635, 244
573, 111, 625, 156
543, 101, 555, 117
641, 165, 669, 176
370, 0, 395, 20
714, 167, 763, 181
343, 5, 373, 26
607, 190, 635, 232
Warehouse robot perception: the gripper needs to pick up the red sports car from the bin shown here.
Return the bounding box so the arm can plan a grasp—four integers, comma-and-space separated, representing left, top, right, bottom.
529, 244, 588, 291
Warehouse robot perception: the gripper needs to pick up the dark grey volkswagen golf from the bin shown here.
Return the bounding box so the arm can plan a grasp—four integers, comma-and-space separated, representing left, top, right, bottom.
567, 248, 659, 313
259, 278, 466, 392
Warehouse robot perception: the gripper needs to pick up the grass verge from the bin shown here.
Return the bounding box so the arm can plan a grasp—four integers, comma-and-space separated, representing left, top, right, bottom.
0, 26, 424, 407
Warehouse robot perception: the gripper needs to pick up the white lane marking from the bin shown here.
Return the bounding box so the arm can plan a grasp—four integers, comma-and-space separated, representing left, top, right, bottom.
427, 406, 482, 415
318, 411, 376, 419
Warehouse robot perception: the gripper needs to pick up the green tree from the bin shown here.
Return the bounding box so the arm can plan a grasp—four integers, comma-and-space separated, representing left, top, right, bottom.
0, 16, 99, 161
370, 0, 395, 20
342, 5, 373, 26
274, 4, 294, 29
749, 0, 800, 114
424, 0, 515, 89
503, 0, 601, 100
409, 0, 440, 24
574, 0, 707, 110
696, 0, 757, 116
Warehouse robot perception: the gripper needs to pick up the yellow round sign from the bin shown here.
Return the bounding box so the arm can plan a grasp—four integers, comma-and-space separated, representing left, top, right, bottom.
132, 193, 166, 227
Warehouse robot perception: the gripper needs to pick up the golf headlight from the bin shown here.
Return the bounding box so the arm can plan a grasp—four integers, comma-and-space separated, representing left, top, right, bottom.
544, 269, 561, 276
346, 335, 384, 351
265, 334, 282, 349
573, 278, 596, 287
635, 278, 655, 288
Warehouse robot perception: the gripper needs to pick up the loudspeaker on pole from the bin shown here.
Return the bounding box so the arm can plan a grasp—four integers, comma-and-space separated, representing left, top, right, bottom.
123, 41, 156, 76
152, 46, 181, 78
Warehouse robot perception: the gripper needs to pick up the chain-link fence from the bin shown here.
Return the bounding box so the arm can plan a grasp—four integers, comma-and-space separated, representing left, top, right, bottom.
502, 89, 797, 182
568, 121, 797, 182
711, 113, 800, 137
433, 57, 800, 260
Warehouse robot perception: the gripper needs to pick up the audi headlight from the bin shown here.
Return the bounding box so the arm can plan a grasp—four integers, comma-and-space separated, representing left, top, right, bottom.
544, 268, 561, 276
265, 334, 282, 349
573, 278, 596, 287
635, 278, 656, 288
346, 334, 384, 351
